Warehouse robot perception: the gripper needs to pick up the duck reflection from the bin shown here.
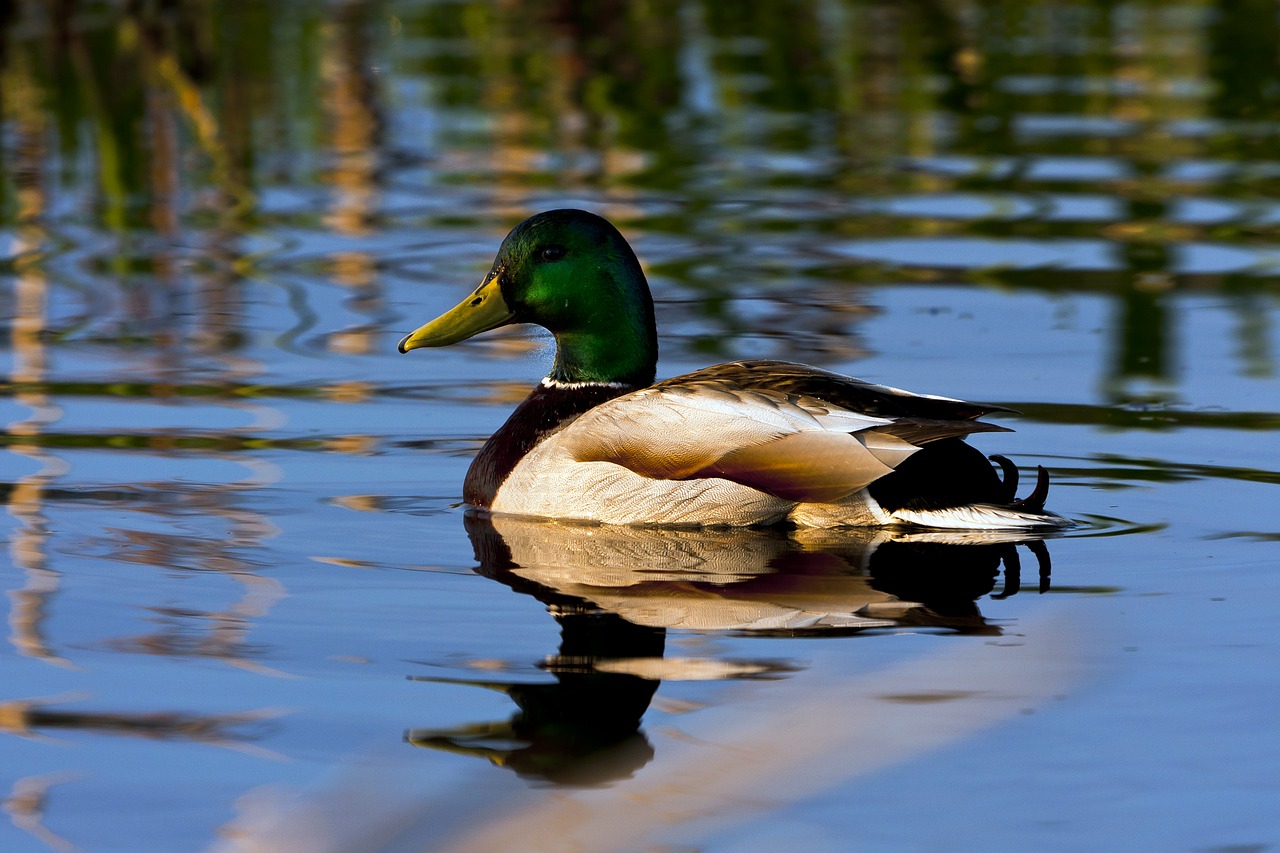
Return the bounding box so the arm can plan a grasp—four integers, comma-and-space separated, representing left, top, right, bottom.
408, 611, 662, 786
407, 516, 1055, 784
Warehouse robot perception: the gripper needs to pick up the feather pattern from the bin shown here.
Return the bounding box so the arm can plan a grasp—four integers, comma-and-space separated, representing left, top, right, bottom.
483, 361, 1066, 528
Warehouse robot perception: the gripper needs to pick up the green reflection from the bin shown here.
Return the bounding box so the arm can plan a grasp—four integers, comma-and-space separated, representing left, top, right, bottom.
3, 2, 1276, 842
1208, 0, 1280, 124
0, 1, 1277, 460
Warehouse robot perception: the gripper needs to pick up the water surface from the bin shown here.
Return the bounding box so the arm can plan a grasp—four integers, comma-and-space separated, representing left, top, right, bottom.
2, 2, 1279, 851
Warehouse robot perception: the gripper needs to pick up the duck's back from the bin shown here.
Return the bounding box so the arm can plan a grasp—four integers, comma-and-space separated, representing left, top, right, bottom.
467, 360, 1064, 529
662, 360, 1009, 421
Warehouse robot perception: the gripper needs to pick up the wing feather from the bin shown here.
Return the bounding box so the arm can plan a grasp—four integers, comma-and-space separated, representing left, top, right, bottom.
696, 430, 896, 502
657, 360, 1015, 421
552, 368, 1010, 504
870, 417, 1011, 447
556, 383, 910, 500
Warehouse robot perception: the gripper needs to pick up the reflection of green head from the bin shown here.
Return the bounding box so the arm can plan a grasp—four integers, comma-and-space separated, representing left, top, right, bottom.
399, 209, 658, 386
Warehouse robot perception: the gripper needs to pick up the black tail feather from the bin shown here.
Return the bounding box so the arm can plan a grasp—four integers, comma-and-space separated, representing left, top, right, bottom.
1009, 465, 1051, 513
989, 454, 1019, 502
869, 441, 1058, 520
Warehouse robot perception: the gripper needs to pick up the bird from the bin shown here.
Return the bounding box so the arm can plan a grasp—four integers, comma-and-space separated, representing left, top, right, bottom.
398, 209, 1069, 529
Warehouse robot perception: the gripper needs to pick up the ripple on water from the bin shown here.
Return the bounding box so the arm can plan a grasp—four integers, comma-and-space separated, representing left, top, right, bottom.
1064, 514, 1169, 539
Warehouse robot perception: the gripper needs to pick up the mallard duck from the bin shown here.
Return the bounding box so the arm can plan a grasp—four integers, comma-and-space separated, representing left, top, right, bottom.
399, 209, 1069, 529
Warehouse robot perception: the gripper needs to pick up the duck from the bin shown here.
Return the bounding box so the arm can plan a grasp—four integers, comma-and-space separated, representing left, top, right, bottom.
398, 209, 1069, 529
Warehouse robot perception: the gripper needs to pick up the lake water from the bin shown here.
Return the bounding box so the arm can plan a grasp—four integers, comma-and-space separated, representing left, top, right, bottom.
3, 2, 1279, 851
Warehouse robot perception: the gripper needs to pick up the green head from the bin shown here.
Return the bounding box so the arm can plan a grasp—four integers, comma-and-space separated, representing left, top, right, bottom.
398, 209, 658, 386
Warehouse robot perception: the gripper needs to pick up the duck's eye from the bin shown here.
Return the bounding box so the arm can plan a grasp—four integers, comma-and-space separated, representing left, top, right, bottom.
540, 245, 567, 262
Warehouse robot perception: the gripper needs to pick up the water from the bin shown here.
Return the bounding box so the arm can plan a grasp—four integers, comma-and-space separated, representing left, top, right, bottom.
2, 1, 1279, 851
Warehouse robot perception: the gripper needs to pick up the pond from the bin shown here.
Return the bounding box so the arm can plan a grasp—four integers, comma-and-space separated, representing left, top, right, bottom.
2, 1, 1279, 851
